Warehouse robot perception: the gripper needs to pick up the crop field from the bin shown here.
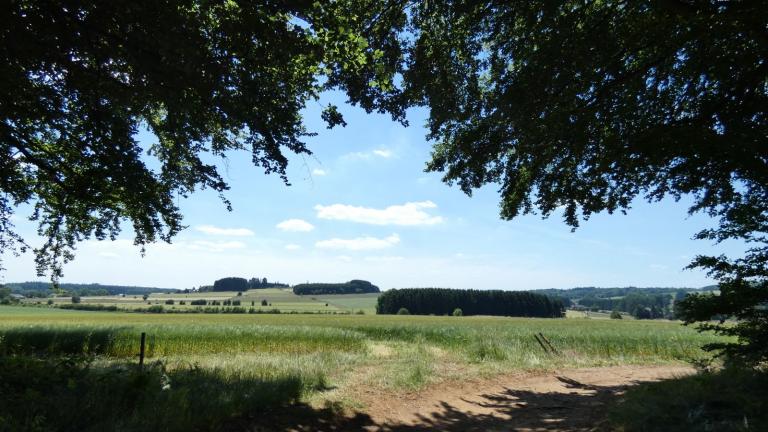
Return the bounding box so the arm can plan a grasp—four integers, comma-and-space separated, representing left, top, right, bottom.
0, 304, 740, 431
0, 305, 725, 397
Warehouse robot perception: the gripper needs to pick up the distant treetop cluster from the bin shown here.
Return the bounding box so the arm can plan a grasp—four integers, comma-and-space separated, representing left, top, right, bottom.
293, 280, 380, 295
199, 277, 289, 292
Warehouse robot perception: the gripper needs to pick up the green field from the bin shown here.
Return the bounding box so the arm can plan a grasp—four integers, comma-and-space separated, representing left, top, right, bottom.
1, 305, 724, 381
31, 288, 380, 313
0, 304, 734, 431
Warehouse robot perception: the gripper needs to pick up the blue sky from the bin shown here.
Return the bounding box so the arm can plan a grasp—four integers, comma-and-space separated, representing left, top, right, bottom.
3, 93, 746, 290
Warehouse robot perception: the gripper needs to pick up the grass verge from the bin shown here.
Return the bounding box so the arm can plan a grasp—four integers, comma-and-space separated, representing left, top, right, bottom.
609, 367, 768, 431
0, 355, 319, 432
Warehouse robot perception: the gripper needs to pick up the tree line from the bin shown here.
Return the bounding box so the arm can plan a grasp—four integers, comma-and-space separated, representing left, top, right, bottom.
532, 286, 702, 320
200, 277, 289, 292
293, 280, 380, 295
4, 282, 176, 297
376, 288, 564, 318
577, 292, 679, 319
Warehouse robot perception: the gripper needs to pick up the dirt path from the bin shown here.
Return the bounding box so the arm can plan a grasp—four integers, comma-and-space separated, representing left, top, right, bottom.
255, 365, 694, 431
357, 365, 693, 431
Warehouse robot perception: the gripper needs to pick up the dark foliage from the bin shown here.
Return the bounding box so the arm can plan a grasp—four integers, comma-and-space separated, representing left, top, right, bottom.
383, 0, 767, 364
212, 277, 248, 292
202, 277, 288, 292
0, 356, 306, 432
248, 277, 289, 289
677, 279, 768, 365
376, 288, 564, 318
6, 281, 176, 297
1, 0, 406, 279
293, 280, 380, 295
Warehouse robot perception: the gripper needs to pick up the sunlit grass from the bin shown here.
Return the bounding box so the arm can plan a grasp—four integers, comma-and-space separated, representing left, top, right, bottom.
0, 305, 728, 399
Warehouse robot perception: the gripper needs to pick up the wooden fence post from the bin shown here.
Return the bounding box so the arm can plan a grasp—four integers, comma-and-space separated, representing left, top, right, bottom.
139, 332, 146, 368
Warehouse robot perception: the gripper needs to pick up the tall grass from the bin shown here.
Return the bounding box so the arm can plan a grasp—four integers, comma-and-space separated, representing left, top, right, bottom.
0, 356, 314, 432
0, 306, 729, 393
0, 324, 367, 357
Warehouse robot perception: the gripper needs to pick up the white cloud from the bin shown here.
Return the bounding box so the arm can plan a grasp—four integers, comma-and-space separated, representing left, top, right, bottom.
285, 244, 302, 251
336, 255, 353, 262
315, 201, 443, 226
343, 148, 394, 160
276, 219, 315, 232
195, 225, 254, 237
315, 234, 400, 251
312, 168, 327, 176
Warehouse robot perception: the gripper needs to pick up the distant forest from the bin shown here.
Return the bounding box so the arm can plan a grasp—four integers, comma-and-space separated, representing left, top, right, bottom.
199, 277, 289, 292
5, 282, 176, 297
533, 286, 717, 319
377, 288, 564, 317
293, 280, 380, 295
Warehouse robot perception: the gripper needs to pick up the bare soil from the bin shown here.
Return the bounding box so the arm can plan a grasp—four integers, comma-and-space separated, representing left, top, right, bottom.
250, 365, 694, 432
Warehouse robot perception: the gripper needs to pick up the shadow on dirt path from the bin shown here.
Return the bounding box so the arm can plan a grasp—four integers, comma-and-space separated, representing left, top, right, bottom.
247, 365, 693, 432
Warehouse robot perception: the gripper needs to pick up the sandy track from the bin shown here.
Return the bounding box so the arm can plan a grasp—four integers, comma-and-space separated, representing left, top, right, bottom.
359, 365, 693, 431
253, 365, 694, 432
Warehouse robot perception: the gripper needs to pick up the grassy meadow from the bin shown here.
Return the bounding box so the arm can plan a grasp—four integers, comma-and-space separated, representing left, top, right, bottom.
0, 303, 732, 431
36, 288, 370, 313
1, 305, 724, 383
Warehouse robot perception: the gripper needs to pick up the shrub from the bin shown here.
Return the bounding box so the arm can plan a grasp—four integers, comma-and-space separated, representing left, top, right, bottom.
232, 300, 241, 306
452, 308, 463, 317
355, 309, 365, 315
261, 299, 268, 306
58, 304, 118, 312
397, 307, 410, 315
146, 305, 164, 313
190, 299, 206, 306
633, 307, 652, 320
165, 299, 175, 305
179, 300, 186, 305
71, 296, 81, 304
47, 299, 53, 305
610, 310, 623, 319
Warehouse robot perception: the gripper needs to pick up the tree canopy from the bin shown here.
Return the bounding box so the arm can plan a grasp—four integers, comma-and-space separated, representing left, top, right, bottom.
387, 0, 766, 363
0, 0, 405, 278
